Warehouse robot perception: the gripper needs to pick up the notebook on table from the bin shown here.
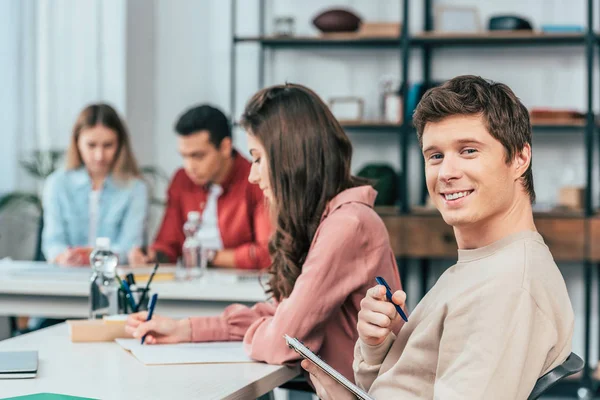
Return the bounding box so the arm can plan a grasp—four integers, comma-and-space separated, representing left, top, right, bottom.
284, 335, 374, 400
115, 339, 253, 365
0, 351, 38, 379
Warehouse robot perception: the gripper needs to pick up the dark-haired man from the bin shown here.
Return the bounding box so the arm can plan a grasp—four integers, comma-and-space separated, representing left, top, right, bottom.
303, 75, 574, 399
129, 105, 271, 269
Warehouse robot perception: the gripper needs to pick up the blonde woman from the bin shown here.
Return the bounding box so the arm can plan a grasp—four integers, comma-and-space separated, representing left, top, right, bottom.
42, 103, 148, 265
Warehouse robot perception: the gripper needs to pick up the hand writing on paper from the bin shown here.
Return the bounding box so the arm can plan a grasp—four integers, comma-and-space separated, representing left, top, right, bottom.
125, 312, 192, 345
301, 359, 357, 400
357, 285, 406, 346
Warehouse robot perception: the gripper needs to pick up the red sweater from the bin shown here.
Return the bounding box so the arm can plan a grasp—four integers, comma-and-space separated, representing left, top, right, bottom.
151, 153, 271, 269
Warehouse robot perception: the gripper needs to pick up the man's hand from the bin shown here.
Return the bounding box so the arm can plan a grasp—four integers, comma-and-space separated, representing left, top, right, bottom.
301, 359, 357, 400
128, 247, 155, 266
358, 285, 406, 346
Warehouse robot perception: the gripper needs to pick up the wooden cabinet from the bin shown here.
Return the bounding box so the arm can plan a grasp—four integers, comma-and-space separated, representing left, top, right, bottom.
589, 218, 600, 261
381, 216, 402, 256
401, 216, 457, 259
535, 217, 585, 261
380, 213, 586, 261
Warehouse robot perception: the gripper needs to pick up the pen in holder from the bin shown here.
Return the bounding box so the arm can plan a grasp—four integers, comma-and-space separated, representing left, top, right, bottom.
117, 287, 151, 314
116, 262, 160, 314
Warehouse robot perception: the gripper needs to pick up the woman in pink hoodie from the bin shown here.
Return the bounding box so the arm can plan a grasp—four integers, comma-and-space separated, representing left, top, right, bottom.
126, 83, 402, 382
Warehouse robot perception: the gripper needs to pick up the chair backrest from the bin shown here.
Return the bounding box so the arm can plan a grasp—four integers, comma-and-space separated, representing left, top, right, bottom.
528, 353, 585, 400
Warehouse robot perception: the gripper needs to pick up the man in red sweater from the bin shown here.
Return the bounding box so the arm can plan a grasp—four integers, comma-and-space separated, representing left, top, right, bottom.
128, 105, 271, 269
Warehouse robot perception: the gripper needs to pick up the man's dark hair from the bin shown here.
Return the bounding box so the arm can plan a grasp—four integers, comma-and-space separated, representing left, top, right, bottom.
174, 104, 231, 148
413, 75, 535, 204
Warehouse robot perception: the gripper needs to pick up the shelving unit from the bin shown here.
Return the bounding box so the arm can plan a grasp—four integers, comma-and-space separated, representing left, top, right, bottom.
412, 30, 587, 46
233, 35, 402, 48
231, 0, 598, 395
234, 32, 590, 47
339, 121, 403, 131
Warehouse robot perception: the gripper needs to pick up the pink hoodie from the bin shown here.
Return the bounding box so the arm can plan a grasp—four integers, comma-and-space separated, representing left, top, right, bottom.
188, 186, 402, 382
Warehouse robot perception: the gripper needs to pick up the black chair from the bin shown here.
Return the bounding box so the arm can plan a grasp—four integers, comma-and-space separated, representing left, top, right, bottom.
528, 353, 585, 400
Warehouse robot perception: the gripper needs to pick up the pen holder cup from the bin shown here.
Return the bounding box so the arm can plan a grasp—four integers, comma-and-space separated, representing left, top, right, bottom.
117, 287, 151, 314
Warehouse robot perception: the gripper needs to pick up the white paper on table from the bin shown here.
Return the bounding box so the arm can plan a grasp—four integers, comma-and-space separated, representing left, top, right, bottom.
115, 339, 254, 365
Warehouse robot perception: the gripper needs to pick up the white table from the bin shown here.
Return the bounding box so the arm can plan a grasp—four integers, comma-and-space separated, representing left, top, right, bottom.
0, 324, 300, 399
0, 261, 268, 319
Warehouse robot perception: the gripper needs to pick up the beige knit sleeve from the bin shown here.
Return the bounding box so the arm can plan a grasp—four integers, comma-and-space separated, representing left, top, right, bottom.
353, 332, 396, 392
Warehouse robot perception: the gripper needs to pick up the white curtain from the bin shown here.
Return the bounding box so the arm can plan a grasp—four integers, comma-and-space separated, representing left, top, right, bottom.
0, 0, 126, 260
0, 0, 126, 194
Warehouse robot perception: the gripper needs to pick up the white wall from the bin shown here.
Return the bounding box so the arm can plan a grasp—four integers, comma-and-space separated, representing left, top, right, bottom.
152, 0, 213, 176
126, 0, 156, 167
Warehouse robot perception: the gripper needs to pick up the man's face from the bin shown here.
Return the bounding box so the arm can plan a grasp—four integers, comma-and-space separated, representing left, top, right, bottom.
178, 131, 230, 186
422, 114, 525, 228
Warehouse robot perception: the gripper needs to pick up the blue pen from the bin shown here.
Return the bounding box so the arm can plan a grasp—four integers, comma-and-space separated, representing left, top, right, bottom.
375, 276, 408, 322
120, 280, 138, 313
141, 293, 158, 345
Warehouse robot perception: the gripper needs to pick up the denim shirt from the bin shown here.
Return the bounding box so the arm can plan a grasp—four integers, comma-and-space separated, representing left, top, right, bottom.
42, 167, 148, 264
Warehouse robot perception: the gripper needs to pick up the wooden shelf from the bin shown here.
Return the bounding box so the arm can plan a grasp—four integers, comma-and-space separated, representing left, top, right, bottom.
412, 31, 586, 46
235, 32, 594, 49
377, 206, 585, 219
342, 121, 586, 131
340, 121, 402, 131
378, 210, 586, 261
414, 208, 583, 218
234, 35, 401, 48
238, 119, 586, 133
531, 118, 587, 130
374, 206, 401, 216
339, 120, 586, 132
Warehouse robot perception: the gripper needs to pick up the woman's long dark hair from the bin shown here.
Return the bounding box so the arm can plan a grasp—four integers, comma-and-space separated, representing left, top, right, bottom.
241, 83, 368, 301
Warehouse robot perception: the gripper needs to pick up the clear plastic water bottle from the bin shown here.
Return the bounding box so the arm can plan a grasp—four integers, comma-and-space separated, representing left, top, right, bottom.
89, 237, 120, 319
179, 211, 207, 280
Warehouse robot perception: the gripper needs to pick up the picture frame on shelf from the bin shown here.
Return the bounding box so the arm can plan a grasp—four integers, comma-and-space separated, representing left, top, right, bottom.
329, 96, 364, 123
434, 5, 481, 33
273, 16, 295, 37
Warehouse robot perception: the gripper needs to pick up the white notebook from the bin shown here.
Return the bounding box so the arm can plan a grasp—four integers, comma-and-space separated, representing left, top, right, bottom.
0, 351, 38, 379
284, 335, 374, 400
115, 339, 253, 365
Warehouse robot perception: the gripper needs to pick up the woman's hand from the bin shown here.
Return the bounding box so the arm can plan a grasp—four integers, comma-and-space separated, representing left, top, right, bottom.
55, 247, 92, 266
125, 312, 192, 345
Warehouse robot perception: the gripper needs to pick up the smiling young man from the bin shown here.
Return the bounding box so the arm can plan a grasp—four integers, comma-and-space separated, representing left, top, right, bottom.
303, 75, 574, 399
128, 104, 271, 269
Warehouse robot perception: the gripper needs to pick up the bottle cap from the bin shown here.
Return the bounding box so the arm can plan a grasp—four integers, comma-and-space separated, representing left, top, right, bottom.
95, 237, 111, 250
187, 211, 201, 222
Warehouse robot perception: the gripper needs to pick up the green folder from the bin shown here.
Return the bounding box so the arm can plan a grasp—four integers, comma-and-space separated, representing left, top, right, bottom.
3, 394, 97, 400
